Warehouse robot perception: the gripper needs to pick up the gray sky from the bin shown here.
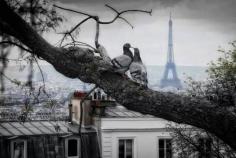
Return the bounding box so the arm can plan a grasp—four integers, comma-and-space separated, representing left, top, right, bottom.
43, 0, 236, 66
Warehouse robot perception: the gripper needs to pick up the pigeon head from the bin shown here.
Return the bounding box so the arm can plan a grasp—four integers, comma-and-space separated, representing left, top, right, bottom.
123, 43, 133, 59
123, 43, 131, 48
133, 48, 142, 63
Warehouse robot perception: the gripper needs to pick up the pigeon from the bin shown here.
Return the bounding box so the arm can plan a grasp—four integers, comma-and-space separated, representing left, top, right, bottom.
129, 48, 148, 87
111, 43, 133, 74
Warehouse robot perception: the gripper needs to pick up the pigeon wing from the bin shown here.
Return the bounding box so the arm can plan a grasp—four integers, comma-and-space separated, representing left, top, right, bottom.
130, 62, 142, 80
112, 55, 132, 69
141, 65, 148, 85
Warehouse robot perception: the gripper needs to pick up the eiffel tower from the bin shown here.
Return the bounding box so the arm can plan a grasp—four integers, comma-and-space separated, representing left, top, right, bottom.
160, 13, 182, 89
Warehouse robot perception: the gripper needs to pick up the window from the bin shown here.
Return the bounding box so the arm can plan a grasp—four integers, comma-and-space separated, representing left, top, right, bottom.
118, 139, 133, 158
11, 139, 27, 158
65, 137, 80, 158
198, 138, 212, 158
159, 138, 172, 158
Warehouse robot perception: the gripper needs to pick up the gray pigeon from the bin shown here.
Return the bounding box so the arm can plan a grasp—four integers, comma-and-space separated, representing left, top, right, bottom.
111, 43, 133, 74
129, 48, 148, 87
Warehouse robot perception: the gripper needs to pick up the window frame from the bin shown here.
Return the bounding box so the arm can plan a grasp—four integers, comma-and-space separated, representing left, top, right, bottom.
65, 136, 80, 158
11, 139, 27, 158
158, 137, 172, 158
117, 137, 136, 158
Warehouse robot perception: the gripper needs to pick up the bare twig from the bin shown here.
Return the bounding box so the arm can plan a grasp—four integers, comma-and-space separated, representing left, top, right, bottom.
118, 17, 134, 29
69, 16, 92, 34
58, 17, 92, 46
95, 18, 99, 48
53, 4, 94, 17
55, 4, 152, 48
62, 41, 97, 51
105, 4, 119, 13
100, 4, 152, 24
0, 57, 24, 62
0, 72, 21, 86
0, 41, 32, 53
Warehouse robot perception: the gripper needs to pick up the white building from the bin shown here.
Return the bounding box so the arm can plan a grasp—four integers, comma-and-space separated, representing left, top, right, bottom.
93, 105, 173, 158
69, 88, 225, 158
71, 90, 174, 158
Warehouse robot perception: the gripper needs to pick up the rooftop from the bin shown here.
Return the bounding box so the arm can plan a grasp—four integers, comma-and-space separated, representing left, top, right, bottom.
103, 103, 154, 118
0, 121, 70, 136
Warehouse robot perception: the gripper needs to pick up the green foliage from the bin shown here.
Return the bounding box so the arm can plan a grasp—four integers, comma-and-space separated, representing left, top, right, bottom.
169, 124, 236, 158
186, 41, 236, 107
0, 0, 64, 93
172, 42, 236, 158
6, 0, 63, 32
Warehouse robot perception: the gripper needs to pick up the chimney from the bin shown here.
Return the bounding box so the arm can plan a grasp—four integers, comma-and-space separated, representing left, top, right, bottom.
70, 91, 93, 127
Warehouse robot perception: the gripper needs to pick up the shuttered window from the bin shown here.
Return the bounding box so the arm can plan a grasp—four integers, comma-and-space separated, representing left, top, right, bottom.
119, 139, 133, 158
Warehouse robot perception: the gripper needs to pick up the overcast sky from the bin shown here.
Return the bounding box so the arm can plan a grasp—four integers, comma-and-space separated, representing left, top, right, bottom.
43, 0, 236, 66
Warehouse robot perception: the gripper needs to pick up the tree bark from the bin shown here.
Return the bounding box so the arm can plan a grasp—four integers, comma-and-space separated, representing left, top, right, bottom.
1, 0, 236, 150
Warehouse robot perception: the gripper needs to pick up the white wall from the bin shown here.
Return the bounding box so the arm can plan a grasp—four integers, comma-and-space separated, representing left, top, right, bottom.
95, 117, 173, 158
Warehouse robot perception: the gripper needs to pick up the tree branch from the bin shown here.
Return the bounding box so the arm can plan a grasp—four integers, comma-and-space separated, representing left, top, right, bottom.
1, 0, 236, 150
53, 4, 93, 17
54, 4, 151, 48
118, 17, 134, 29
100, 4, 152, 24
0, 41, 32, 53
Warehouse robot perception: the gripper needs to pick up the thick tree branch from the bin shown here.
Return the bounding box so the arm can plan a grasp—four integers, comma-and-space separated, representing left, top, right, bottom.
0, 0, 236, 150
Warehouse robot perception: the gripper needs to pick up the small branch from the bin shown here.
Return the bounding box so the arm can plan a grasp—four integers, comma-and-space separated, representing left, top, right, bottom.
118, 17, 134, 29
69, 17, 92, 34
0, 41, 32, 53
105, 4, 119, 13
53, 4, 93, 17
0, 72, 21, 86
58, 17, 92, 47
0, 57, 24, 62
95, 18, 100, 48
33, 57, 45, 87
99, 4, 152, 24
55, 4, 152, 48
62, 41, 97, 52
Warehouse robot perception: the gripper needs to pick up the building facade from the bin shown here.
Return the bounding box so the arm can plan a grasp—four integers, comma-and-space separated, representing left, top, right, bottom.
94, 110, 172, 158
0, 89, 218, 158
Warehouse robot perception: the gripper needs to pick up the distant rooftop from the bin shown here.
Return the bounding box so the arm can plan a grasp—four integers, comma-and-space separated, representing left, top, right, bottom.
0, 121, 70, 136
0, 110, 68, 122
103, 103, 154, 118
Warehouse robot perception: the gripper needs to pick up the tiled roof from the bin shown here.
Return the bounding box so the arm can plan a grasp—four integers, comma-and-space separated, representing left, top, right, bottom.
104, 104, 154, 118
0, 121, 70, 136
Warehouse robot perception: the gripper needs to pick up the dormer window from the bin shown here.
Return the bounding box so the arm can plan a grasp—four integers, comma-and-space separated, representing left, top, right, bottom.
97, 91, 101, 100
65, 137, 80, 158
93, 92, 97, 100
